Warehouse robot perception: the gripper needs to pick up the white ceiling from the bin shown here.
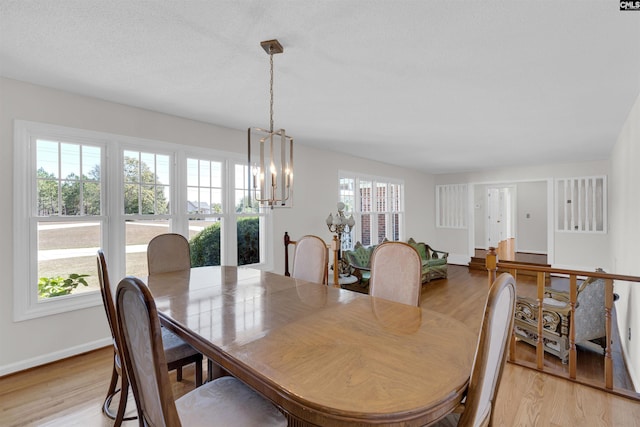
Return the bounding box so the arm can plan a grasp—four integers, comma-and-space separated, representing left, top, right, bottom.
1, 1, 639, 174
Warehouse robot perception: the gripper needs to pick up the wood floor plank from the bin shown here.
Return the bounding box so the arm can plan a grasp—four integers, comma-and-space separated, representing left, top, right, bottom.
1, 265, 639, 426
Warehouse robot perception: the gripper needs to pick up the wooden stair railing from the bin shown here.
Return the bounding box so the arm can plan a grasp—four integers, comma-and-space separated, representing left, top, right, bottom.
486, 247, 640, 400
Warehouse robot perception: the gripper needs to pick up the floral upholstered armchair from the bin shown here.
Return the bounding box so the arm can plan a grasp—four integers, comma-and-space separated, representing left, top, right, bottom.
513, 269, 610, 363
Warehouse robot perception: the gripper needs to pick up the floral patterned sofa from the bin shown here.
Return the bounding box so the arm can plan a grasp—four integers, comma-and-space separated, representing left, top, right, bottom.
341, 238, 448, 293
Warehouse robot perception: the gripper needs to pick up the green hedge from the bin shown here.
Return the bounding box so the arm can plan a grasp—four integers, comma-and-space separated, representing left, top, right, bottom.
190, 217, 259, 267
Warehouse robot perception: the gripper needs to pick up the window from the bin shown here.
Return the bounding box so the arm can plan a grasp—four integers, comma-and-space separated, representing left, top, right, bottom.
14, 121, 271, 321
556, 176, 606, 233
338, 171, 404, 249
436, 184, 468, 229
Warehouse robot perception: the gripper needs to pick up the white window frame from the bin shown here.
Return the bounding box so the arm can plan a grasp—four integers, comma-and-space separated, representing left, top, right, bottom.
436, 184, 468, 229
14, 121, 272, 321
338, 171, 405, 248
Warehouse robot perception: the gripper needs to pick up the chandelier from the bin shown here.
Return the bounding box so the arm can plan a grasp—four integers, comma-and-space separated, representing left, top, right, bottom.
248, 39, 293, 208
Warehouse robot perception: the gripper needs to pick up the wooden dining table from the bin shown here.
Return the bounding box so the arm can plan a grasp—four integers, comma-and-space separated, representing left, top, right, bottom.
145, 266, 477, 426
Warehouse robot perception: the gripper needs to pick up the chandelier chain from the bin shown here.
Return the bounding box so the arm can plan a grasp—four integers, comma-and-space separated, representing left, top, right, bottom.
269, 52, 274, 133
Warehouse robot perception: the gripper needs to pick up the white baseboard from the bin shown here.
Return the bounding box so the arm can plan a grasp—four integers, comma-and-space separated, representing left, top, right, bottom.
0, 337, 111, 377
448, 254, 471, 266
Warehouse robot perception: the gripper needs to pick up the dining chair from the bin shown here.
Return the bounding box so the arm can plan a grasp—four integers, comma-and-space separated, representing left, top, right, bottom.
146, 233, 221, 380
434, 273, 517, 427
115, 276, 288, 427
289, 234, 329, 284
97, 250, 203, 426
369, 241, 422, 306
147, 233, 191, 274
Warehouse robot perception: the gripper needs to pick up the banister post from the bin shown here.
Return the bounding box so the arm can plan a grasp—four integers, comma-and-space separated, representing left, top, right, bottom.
605, 278, 614, 389
486, 247, 497, 288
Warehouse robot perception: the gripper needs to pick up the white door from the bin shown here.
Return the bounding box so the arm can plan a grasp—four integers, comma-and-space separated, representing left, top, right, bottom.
486, 186, 515, 248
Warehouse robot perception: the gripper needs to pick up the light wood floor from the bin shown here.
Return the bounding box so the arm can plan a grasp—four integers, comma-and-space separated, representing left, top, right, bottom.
1, 265, 639, 426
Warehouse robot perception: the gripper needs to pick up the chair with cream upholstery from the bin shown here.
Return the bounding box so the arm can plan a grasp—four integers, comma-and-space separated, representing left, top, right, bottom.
97, 250, 203, 426
434, 273, 517, 427
115, 276, 287, 427
369, 241, 422, 306
286, 234, 329, 284
147, 233, 191, 274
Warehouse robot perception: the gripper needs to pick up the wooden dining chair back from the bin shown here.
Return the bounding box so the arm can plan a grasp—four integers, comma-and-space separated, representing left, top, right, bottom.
289, 234, 329, 284
369, 241, 422, 306
147, 233, 191, 274
98, 250, 203, 425
116, 276, 287, 427
97, 250, 135, 425
458, 273, 516, 427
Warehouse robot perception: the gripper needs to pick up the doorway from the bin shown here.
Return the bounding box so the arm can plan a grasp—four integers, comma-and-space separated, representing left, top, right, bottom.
486, 185, 516, 250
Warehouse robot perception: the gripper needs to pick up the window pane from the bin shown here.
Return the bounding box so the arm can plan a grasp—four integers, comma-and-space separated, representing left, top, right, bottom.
37, 140, 59, 178
377, 213, 387, 243
237, 216, 260, 266
187, 158, 198, 186
60, 143, 80, 179
142, 185, 156, 214
61, 180, 81, 215
376, 182, 387, 212
189, 218, 222, 267
83, 181, 101, 215
123, 151, 140, 183
82, 145, 101, 180
339, 177, 355, 212
141, 152, 155, 184
360, 180, 372, 212
199, 160, 211, 187
235, 163, 257, 213
158, 185, 170, 214
156, 155, 170, 185
360, 214, 372, 246
38, 179, 59, 216
37, 221, 101, 300
125, 219, 170, 277
391, 213, 400, 241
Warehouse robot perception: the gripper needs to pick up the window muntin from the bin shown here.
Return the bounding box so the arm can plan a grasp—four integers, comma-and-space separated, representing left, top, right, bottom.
339, 172, 404, 249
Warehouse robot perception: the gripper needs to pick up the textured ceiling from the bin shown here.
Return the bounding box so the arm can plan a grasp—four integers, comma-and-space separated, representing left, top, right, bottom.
1, 1, 639, 173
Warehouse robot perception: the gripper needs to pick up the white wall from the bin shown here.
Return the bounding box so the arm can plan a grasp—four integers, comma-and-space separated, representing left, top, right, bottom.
0, 78, 434, 374
609, 92, 640, 392
434, 161, 610, 270
516, 181, 547, 253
